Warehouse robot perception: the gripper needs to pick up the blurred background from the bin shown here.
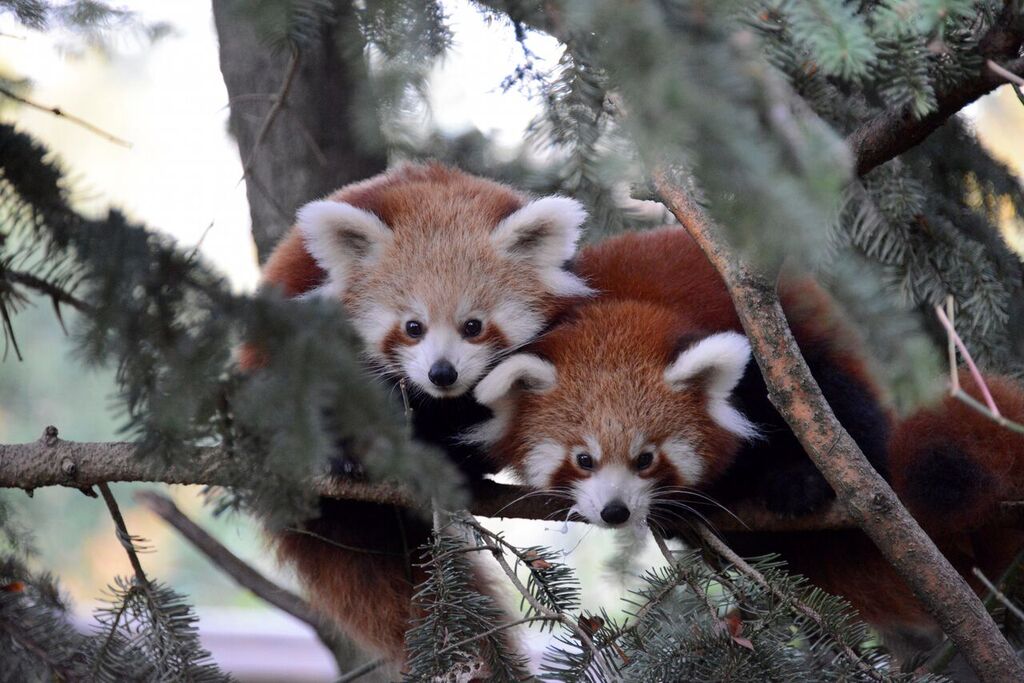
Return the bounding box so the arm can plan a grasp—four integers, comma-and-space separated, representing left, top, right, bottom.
1, 2, 1022, 679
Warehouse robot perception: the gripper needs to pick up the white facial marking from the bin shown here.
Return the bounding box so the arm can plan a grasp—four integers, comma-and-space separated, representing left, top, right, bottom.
572, 464, 652, 530
491, 299, 545, 348
661, 436, 705, 485
664, 331, 758, 439
582, 435, 602, 462
398, 325, 493, 398
352, 306, 399, 349
524, 440, 567, 488
629, 433, 651, 458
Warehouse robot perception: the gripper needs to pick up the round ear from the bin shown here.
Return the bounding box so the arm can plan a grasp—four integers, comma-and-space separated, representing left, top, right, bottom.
297, 200, 392, 293
664, 332, 758, 439
474, 354, 557, 408
489, 197, 593, 297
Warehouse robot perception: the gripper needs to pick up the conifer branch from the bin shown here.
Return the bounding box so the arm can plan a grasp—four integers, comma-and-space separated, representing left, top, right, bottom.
98, 483, 150, 587
651, 166, 1024, 682
1, 268, 93, 314
693, 525, 885, 681
849, 55, 1024, 176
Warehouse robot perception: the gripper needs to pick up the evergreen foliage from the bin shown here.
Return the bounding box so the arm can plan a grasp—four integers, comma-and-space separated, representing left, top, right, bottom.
2, 0, 1024, 679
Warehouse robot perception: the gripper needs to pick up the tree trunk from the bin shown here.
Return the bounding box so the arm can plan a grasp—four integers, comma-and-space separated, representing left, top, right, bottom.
212, 0, 387, 262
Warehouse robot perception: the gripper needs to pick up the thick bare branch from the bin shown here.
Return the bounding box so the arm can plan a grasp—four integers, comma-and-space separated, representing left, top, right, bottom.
4, 429, 1024, 534
651, 167, 1024, 682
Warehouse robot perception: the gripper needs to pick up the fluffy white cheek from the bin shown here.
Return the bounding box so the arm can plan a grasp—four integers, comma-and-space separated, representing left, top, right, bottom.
572, 466, 653, 529
353, 306, 399, 359
491, 299, 544, 348
661, 437, 705, 485
523, 441, 567, 489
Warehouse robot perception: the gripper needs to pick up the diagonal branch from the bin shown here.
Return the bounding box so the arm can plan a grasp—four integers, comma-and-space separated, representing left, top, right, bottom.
651, 167, 1024, 682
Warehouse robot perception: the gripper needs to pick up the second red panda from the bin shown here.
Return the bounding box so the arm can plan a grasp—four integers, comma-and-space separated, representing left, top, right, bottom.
472, 226, 1024, 650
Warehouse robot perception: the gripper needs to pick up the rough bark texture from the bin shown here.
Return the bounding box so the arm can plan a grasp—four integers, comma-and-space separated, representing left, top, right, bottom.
211, 0, 387, 262
4, 431, 1024, 533
849, 57, 1024, 177
652, 168, 1024, 683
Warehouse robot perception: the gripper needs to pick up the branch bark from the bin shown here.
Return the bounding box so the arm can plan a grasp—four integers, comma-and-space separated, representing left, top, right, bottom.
651, 167, 1024, 682
211, 0, 387, 261
847, 3, 1024, 177
3, 430, 1024, 533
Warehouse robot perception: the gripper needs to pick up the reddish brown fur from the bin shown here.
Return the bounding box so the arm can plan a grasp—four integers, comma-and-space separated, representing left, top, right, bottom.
890, 370, 1024, 531
497, 299, 741, 485
576, 228, 883, 401
497, 226, 1024, 641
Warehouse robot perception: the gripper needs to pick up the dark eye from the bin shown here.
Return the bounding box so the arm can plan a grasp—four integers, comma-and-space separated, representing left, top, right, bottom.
462, 319, 483, 338
575, 452, 594, 470
636, 451, 655, 471
405, 320, 424, 339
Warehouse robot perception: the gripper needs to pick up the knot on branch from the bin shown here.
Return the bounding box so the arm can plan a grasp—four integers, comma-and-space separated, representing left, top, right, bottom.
41, 425, 59, 447
870, 491, 893, 515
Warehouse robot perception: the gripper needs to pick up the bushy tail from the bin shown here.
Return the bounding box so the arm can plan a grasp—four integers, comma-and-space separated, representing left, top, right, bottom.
275, 499, 429, 663
889, 370, 1024, 532
275, 499, 518, 673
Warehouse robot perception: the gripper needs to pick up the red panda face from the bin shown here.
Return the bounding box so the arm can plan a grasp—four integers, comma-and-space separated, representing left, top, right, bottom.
296, 171, 592, 398
472, 301, 756, 531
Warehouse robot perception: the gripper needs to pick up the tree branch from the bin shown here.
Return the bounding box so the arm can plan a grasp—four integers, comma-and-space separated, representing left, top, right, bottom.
651, 167, 1024, 682
3, 429, 1024, 533
134, 491, 382, 678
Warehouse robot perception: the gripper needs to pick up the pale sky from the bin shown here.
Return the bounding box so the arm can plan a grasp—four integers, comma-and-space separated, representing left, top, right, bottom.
0, 1, 561, 290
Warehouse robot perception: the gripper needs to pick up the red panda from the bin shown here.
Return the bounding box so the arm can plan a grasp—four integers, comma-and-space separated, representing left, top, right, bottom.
472, 226, 1024, 652
243, 163, 592, 665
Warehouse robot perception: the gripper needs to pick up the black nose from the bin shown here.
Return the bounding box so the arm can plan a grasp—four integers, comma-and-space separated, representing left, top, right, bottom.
428, 360, 458, 387
600, 501, 630, 525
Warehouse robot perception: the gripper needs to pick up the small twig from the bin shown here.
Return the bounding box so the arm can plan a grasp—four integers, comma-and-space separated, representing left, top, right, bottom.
695, 525, 884, 681
97, 482, 149, 586
455, 513, 603, 663
240, 50, 300, 181
944, 296, 959, 394
0, 86, 132, 148
954, 390, 1024, 436
935, 301, 1000, 416
334, 657, 386, 683
651, 531, 719, 620
973, 567, 1024, 623
434, 615, 559, 659
2, 268, 93, 315
987, 59, 1024, 87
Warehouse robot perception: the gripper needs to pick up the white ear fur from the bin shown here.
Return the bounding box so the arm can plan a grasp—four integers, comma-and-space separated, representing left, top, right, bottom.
473, 354, 557, 408
490, 197, 593, 297
664, 332, 757, 439
297, 200, 392, 291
